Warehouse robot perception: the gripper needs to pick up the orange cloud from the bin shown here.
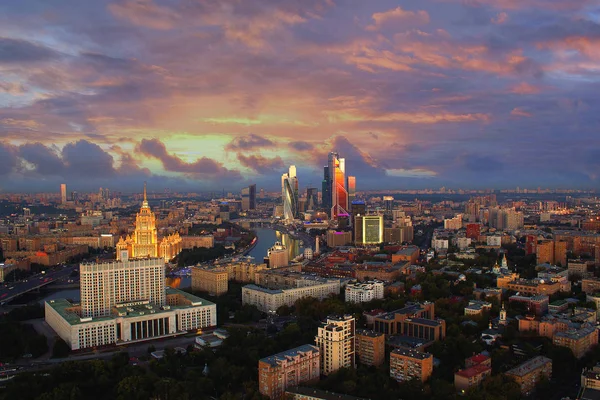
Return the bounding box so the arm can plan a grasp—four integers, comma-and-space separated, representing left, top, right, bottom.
367, 7, 430, 31
511, 107, 532, 117
510, 82, 541, 94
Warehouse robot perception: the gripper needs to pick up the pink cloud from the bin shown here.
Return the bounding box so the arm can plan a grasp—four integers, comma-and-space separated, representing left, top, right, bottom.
510, 82, 541, 94
367, 7, 430, 31
511, 107, 532, 117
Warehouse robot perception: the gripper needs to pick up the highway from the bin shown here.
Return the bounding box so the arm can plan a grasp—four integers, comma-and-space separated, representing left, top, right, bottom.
0, 266, 77, 304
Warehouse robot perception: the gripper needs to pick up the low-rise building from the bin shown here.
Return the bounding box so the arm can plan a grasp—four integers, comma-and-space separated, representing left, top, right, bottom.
258, 345, 320, 400
345, 281, 384, 303
355, 329, 385, 367
455, 353, 492, 393
464, 300, 492, 317
583, 278, 600, 295
505, 356, 552, 396
285, 387, 367, 400
455, 364, 491, 393
390, 348, 433, 383
508, 295, 549, 316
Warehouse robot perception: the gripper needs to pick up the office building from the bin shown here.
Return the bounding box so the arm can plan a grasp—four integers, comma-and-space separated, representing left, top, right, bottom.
347, 176, 356, 212
45, 257, 216, 350
327, 230, 353, 247
60, 183, 67, 204
373, 303, 446, 342
505, 356, 552, 396
351, 201, 366, 217
390, 348, 433, 383
116, 183, 182, 262
315, 315, 355, 375
241, 184, 256, 211
355, 329, 385, 367
345, 281, 384, 303
354, 215, 383, 245
383, 196, 394, 215
328, 152, 349, 220
282, 166, 299, 221
258, 344, 320, 400
322, 166, 331, 214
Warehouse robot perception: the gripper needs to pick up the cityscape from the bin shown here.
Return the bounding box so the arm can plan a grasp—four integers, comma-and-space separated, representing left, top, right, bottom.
1, 1, 600, 400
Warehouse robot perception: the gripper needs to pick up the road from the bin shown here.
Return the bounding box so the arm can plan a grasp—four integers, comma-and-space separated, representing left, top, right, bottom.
0, 266, 77, 304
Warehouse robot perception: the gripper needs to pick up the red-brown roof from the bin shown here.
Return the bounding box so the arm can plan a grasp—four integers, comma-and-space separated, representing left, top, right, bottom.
455, 364, 491, 378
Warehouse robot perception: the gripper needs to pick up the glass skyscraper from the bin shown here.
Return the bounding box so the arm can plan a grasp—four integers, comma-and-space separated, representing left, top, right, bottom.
282, 166, 299, 221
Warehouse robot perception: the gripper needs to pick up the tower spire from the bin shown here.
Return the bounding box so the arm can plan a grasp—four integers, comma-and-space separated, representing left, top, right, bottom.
143, 181, 148, 207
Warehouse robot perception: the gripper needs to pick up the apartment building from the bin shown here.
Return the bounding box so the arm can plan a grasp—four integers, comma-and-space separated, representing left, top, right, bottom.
505, 356, 552, 396
390, 348, 433, 383
258, 345, 320, 400
191, 267, 228, 296
315, 315, 355, 376
242, 280, 340, 313
553, 325, 599, 359
355, 329, 385, 367
345, 281, 384, 303
454, 354, 492, 393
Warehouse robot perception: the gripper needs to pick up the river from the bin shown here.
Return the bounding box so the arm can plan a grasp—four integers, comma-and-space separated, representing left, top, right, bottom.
39, 226, 303, 302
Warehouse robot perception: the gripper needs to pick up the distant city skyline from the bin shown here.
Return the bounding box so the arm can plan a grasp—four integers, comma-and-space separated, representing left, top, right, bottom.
1, 1, 599, 191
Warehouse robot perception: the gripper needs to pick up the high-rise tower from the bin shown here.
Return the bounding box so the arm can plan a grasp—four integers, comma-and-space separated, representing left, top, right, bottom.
60, 183, 67, 204
328, 152, 349, 220
322, 166, 331, 213
282, 166, 299, 221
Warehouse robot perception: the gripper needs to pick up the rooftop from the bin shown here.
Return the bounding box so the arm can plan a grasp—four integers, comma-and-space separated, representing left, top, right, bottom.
285, 387, 368, 400
455, 364, 491, 378
391, 347, 432, 360
356, 329, 384, 338
259, 345, 319, 367
505, 356, 552, 377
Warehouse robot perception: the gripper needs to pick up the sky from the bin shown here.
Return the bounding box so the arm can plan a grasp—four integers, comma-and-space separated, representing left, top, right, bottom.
1, 0, 600, 193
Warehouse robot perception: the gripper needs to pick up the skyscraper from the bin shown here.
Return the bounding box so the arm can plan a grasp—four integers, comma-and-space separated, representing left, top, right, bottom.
328, 152, 349, 220
282, 166, 299, 221
306, 188, 318, 211
347, 176, 356, 211
241, 184, 256, 211
116, 183, 181, 262
60, 183, 67, 204
322, 166, 331, 213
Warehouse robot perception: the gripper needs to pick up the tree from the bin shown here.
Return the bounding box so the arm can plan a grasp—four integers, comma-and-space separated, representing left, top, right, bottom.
52, 338, 71, 358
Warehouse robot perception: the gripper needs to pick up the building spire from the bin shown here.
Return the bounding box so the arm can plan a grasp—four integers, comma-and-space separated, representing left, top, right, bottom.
143, 181, 148, 207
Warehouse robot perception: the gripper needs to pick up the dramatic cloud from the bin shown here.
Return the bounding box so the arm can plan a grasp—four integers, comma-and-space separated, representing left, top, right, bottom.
0, 0, 597, 190
0, 37, 60, 64
138, 138, 242, 180
237, 154, 285, 175
225, 134, 276, 151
